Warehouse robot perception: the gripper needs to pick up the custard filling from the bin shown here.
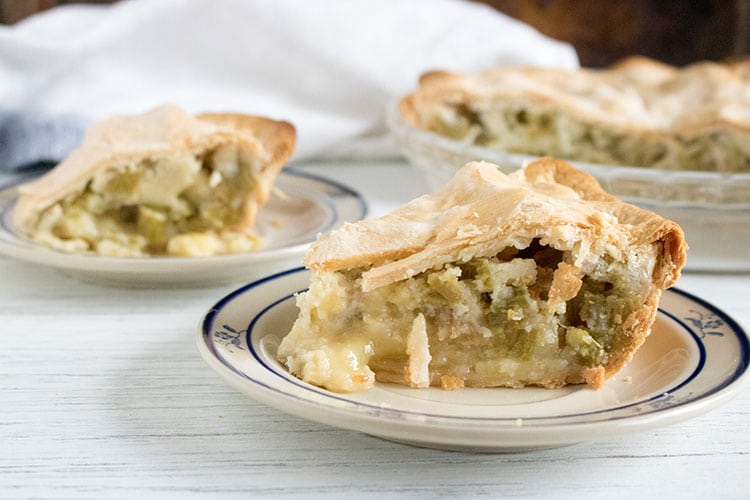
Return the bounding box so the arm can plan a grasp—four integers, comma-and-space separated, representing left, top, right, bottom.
29, 144, 262, 256
278, 241, 657, 393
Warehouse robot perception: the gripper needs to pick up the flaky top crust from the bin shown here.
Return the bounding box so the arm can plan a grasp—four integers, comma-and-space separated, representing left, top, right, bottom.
13, 105, 296, 232
401, 56, 750, 136
305, 158, 686, 292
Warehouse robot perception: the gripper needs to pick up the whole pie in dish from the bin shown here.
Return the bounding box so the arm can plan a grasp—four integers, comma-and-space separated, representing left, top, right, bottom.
277, 158, 686, 393
400, 57, 750, 172
13, 105, 295, 257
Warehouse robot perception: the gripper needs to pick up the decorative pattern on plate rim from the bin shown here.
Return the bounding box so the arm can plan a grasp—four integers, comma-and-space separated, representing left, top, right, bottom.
243, 293, 705, 422
200, 267, 749, 429
214, 324, 246, 353
684, 309, 725, 338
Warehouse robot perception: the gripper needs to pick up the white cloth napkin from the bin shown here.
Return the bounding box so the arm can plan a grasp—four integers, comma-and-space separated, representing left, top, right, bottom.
0, 0, 578, 171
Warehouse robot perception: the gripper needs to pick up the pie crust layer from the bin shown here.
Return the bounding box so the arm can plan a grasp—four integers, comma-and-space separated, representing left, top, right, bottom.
401, 57, 750, 172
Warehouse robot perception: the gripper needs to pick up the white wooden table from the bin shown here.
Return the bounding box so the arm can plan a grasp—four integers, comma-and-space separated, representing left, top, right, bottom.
1, 159, 748, 499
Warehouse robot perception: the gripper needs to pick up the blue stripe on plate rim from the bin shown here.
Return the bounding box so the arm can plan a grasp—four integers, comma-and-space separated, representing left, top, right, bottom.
282, 167, 368, 230
200, 267, 749, 426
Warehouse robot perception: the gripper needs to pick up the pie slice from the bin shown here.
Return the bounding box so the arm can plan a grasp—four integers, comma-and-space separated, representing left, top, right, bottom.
277, 158, 686, 393
13, 105, 295, 257
400, 57, 750, 172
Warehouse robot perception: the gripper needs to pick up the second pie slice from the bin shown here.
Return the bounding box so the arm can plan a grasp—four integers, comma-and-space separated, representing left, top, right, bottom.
277, 158, 686, 393
13, 105, 295, 257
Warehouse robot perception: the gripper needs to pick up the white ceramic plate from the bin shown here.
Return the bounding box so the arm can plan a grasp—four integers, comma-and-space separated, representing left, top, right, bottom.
198, 267, 749, 453
0, 171, 366, 288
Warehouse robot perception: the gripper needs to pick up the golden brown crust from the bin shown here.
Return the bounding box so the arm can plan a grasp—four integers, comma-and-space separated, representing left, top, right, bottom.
439, 375, 465, 391
401, 56, 750, 136
299, 158, 686, 390
13, 105, 296, 234
197, 112, 296, 227
305, 158, 685, 292
197, 112, 296, 169
547, 262, 583, 310
526, 158, 687, 289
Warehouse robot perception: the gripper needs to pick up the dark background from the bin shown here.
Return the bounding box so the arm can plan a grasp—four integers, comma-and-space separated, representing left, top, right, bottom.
1, 0, 748, 67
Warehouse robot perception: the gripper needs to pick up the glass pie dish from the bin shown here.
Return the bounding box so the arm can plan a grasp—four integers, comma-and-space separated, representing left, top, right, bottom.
387, 101, 750, 271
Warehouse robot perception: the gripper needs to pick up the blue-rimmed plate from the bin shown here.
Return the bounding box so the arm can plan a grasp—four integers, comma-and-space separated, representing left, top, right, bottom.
0, 170, 366, 288
197, 268, 749, 452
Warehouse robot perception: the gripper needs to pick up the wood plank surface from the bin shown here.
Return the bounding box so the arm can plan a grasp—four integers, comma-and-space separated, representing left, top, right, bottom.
0, 161, 748, 499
